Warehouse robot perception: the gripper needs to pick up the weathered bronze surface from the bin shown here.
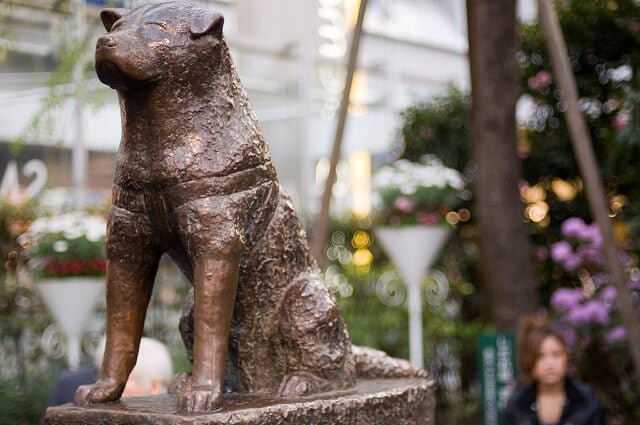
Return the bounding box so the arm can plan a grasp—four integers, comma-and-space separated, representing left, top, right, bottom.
75, 1, 426, 414
52, 378, 435, 424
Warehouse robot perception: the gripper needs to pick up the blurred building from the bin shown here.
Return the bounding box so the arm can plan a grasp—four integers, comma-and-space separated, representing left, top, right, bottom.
0, 0, 471, 214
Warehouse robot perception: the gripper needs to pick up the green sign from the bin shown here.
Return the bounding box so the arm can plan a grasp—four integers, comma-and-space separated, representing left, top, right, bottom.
478, 332, 517, 425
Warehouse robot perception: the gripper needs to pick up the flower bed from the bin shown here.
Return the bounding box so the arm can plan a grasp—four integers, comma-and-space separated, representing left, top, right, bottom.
371, 157, 466, 226
19, 212, 107, 278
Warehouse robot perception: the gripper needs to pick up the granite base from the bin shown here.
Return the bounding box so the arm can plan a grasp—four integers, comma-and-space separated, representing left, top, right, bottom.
45, 378, 435, 425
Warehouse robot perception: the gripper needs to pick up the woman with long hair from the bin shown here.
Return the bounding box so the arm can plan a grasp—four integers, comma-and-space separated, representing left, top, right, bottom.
501, 315, 605, 425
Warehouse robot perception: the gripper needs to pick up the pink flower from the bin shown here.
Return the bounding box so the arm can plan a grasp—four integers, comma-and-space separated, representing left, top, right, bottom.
612, 113, 629, 130
536, 247, 549, 261
550, 241, 584, 272
605, 326, 626, 344
551, 241, 572, 262
562, 254, 582, 271
592, 273, 609, 286
586, 300, 610, 325
599, 286, 617, 304
417, 212, 439, 225
567, 300, 609, 325
561, 217, 587, 239
536, 70, 552, 86
393, 196, 415, 213
576, 245, 604, 265
528, 70, 552, 91
551, 288, 583, 311
584, 223, 602, 247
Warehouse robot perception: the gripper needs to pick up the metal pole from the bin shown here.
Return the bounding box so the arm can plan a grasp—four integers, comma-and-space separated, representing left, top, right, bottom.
311, 0, 369, 264
538, 0, 640, 382
298, 44, 314, 214
407, 279, 423, 368
71, 0, 87, 209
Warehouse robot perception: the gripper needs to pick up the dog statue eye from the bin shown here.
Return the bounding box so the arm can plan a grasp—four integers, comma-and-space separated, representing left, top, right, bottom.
146, 22, 168, 30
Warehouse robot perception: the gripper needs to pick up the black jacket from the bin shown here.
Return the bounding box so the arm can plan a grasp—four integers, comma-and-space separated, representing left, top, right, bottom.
501, 378, 605, 425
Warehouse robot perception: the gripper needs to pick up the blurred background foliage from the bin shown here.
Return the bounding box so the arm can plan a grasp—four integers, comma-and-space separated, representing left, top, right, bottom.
519, 0, 640, 247
333, 1, 640, 423
399, 86, 472, 174
516, 2, 640, 421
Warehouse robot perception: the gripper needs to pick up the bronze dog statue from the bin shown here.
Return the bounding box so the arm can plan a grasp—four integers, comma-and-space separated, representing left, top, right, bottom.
76, 2, 422, 413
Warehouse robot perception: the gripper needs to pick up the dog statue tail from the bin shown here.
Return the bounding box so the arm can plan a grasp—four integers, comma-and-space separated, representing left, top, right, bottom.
351, 345, 427, 379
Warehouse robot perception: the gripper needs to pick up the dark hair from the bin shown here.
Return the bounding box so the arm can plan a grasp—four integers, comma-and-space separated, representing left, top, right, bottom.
517, 315, 567, 382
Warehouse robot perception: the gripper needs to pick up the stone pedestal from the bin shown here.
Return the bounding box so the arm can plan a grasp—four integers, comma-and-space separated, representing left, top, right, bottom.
45, 378, 435, 425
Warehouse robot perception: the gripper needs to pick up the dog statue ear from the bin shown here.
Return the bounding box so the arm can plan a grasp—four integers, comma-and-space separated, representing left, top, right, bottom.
100, 8, 129, 32
190, 12, 224, 39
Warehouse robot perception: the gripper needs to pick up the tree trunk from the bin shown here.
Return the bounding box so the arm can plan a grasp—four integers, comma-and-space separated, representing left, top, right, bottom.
467, 0, 538, 330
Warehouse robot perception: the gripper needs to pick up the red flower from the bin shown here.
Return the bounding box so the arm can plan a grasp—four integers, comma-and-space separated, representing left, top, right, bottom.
94, 260, 107, 273
70, 262, 83, 274
417, 212, 439, 225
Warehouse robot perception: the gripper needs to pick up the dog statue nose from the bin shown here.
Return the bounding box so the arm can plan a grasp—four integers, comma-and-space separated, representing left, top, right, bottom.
96, 36, 117, 49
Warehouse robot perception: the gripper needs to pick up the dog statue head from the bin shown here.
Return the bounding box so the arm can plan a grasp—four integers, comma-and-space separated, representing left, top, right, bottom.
95, 3, 226, 91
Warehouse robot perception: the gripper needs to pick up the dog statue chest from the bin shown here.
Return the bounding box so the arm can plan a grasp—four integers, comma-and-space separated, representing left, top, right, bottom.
113, 129, 267, 189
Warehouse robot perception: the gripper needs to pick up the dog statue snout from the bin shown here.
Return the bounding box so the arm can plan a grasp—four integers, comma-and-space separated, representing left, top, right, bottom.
96, 35, 117, 49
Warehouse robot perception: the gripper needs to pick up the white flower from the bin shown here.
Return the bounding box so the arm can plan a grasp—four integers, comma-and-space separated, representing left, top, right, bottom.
371, 158, 464, 192
53, 240, 69, 253
608, 64, 632, 82
23, 212, 106, 244
84, 216, 107, 242
64, 228, 83, 239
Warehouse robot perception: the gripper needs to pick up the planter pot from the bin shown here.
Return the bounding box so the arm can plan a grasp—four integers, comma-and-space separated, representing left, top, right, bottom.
374, 225, 451, 368
37, 276, 105, 370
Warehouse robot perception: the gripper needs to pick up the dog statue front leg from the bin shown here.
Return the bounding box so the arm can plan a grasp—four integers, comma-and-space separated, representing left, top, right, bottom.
177, 254, 240, 413
75, 208, 160, 405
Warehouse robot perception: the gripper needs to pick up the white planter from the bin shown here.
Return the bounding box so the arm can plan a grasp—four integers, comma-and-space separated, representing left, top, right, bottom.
37, 276, 105, 370
375, 225, 451, 368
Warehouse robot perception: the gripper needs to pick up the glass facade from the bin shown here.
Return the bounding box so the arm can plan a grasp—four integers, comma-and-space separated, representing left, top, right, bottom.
0, 0, 469, 215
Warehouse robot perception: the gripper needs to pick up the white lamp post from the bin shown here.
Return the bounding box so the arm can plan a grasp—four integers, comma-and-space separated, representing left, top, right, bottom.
375, 225, 451, 368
